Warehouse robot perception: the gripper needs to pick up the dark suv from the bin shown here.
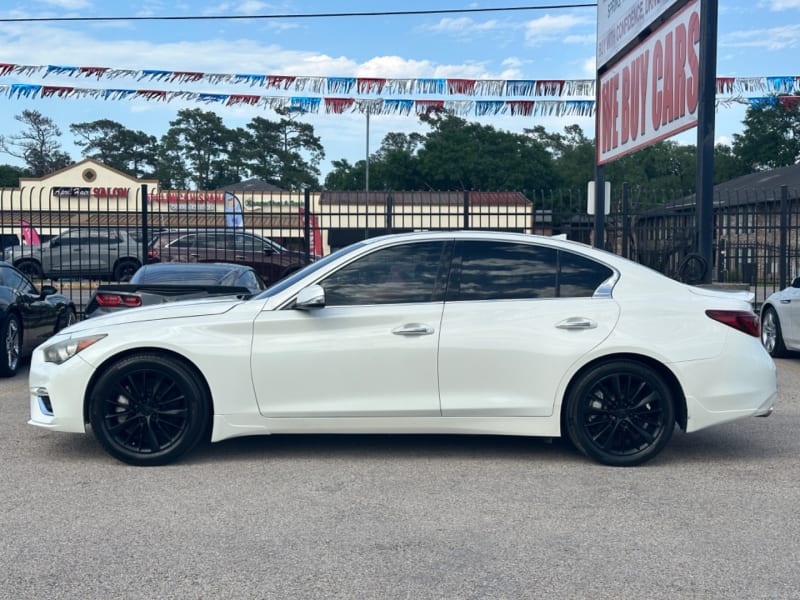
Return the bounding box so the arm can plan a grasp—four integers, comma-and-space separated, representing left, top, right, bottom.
147, 229, 314, 284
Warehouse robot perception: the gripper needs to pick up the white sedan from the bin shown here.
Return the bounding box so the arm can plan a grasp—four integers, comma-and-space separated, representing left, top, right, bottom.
760, 278, 800, 357
29, 231, 776, 467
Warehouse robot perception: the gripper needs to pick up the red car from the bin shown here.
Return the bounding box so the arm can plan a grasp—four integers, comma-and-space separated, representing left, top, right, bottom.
147, 229, 314, 284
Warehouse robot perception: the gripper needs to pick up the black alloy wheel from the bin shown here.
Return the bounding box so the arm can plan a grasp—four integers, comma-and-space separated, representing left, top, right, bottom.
0, 314, 21, 377
89, 353, 210, 466
565, 360, 675, 467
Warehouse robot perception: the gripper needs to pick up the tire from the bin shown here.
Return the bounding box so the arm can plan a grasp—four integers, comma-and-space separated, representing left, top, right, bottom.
15, 260, 43, 280
113, 259, 140, 282
761, 306, 787, 358
54, 307, 77, 333
0, 314, 22, 377
564, 360, 675, 467
89, 353, 210, 466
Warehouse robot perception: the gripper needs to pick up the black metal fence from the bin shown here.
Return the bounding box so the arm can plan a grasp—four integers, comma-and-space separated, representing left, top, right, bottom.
2, 183, 799, 316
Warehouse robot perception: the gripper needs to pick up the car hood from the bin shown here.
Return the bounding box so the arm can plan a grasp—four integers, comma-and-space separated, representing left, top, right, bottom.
67, 296, 245, 332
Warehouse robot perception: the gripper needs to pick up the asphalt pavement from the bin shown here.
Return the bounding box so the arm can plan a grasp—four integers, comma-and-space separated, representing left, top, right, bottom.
1, 358, 799, 599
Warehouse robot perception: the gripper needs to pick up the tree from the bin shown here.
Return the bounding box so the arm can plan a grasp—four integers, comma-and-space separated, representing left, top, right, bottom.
0, 110, 71, 176
161, 109, 234, 189
0, 164, 27, 187
732, 99, 800, 171
70, 119, 158, 178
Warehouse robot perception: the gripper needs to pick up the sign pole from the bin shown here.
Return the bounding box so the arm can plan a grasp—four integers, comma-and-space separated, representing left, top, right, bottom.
696, 0, 718, 284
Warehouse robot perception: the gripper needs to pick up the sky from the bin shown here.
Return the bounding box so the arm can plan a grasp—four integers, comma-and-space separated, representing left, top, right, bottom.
1, 0, 799, 183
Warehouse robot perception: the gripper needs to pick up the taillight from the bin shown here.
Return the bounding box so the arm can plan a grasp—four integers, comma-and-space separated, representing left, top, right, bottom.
705, 310, 760, 337
95, 293, 142, 308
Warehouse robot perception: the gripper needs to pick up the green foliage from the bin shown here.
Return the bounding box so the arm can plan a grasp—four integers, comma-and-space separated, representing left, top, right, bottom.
731, 99, 800, 171
0, 164, 26, 187
70, 119, 158, 178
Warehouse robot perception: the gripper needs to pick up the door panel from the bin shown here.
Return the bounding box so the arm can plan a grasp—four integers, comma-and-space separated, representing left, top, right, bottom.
438, 298, 620, 416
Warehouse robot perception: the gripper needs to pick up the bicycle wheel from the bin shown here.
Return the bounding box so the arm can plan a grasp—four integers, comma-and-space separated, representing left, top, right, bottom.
677, 253, 708, 285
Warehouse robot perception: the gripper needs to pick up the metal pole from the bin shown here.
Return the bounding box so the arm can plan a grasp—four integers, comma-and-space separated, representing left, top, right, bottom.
365, 110, 370, 239
140, 184, 148, 266
594, 166, 605, 248
696, 0, 718, 284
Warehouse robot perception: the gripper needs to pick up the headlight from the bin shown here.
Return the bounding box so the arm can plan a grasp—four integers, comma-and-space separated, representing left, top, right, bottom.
43, 334, 107, 364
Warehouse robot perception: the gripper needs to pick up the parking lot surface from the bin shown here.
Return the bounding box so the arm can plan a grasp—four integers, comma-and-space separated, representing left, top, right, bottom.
1, 359, 799, 599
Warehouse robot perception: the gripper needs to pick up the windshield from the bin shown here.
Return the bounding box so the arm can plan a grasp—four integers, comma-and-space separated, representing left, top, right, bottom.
255, 241, 368, 299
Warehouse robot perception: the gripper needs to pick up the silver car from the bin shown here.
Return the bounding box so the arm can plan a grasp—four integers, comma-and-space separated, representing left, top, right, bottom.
4, 228, 143, 281
760, 277, 800, 357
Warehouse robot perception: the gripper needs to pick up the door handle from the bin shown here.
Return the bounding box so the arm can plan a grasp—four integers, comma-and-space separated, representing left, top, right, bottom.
556, 317, 598, 330
392, 323, 434, 336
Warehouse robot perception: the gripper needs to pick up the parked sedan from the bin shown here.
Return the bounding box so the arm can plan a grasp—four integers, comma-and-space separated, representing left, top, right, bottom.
29, 231, 776, 467
0, 263, 76, 376
147, 229, 313, 285
84, 262, 267, 318
760, 277, 800, 356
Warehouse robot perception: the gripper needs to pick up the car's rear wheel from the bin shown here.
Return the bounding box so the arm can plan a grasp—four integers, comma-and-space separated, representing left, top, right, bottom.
565, 360, 675, 467
0, 314, 21, 377
761, 306, 787, 358
15, 259, 43, 280
89, 353, 210, 466
113, 259, 140, 282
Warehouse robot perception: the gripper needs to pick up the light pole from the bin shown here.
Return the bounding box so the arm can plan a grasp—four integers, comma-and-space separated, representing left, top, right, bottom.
365, 110, 370, 239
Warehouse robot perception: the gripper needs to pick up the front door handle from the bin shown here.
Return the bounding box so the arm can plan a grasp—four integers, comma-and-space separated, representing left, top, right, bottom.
392, 323, 434, 336
556, 317, 598, 330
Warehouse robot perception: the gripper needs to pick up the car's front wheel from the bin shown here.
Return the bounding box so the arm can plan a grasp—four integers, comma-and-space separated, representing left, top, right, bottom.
54, 307, 77, 333
89, 353, 210, 466
761, 306, 787, 358
564, 360, 675, 467
0, 314, 21, 377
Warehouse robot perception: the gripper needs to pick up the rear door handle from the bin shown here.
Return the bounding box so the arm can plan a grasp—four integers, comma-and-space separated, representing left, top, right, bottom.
556, 317, 598, 330
392, 323, 434, 336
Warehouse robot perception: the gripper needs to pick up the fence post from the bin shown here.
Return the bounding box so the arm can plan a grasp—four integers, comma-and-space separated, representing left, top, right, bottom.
780, 185, 789, 290
463, 191, 469, 230
303, 188, 311, 262
622, 183, 630, 259
386, 192, 394, 234
141, 184, 148, 266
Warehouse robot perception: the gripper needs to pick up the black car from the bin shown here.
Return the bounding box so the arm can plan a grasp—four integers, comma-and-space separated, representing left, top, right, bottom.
84, 262, 267, 318
0, 263, 76, 376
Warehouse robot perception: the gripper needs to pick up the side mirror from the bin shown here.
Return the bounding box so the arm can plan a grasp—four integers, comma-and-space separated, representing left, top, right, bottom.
295, 284, 325, 310
39, 284, 58, 297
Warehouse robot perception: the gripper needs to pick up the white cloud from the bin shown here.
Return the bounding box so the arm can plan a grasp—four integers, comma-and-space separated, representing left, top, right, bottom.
722, 24, 800, 50
423, 16, 503, 36
767, 0, 800, 9
34, 0, 92, 8
524, 14, 591, 46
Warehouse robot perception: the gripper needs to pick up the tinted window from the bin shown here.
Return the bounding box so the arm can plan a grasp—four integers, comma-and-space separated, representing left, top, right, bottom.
558, 251, 614, 297
449, 241, 613, 301
450, 241, 557, 301
321, 241, 447, 306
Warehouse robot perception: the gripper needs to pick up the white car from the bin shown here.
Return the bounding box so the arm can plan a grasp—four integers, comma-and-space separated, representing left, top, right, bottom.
760, 278, 800, 357
29, 231, 777, 467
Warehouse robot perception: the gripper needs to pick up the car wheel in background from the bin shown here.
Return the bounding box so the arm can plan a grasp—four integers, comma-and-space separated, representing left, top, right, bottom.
89, 353, 211, 466
0, 314, 21, 377
761, 306, 787, 358
15, 260, 43, 280
564, 360, 675, 467
113, 259, 140, 282
54, 307, 77, 333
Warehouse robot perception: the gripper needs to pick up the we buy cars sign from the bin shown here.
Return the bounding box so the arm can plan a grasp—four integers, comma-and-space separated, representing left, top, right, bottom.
597, 0, 700, 165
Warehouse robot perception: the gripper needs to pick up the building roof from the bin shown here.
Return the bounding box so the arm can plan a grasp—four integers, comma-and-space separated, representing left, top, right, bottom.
319, 190, 530, 206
